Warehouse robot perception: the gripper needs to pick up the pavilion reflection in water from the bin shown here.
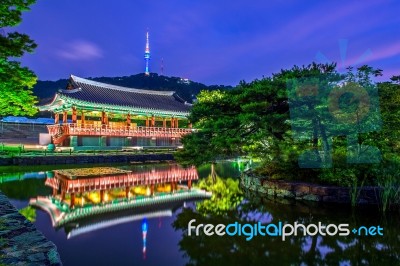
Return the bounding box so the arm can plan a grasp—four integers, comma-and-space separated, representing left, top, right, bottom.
29, 165, 211, 240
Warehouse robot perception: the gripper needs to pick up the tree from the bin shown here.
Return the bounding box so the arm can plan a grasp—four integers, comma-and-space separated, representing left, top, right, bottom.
177, 63, 400, 198
0, 0, 38, 116
176, 63, 340, 180
175, 90, 242, 166
375, 77, 400, 154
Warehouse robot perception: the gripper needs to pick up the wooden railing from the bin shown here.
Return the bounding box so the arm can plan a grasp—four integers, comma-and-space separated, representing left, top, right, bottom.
47, 123, 193, 139
54, 166, 198, 193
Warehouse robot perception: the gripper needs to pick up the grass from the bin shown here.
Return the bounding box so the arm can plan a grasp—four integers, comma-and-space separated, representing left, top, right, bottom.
378, 174, 400, 212
0, 143, 176, 159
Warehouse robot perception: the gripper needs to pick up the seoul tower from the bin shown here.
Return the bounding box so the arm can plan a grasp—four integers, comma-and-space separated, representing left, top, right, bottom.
144, 31, 150, 76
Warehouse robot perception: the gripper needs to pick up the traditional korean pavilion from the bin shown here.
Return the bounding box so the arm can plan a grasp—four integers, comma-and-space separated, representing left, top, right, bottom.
29, 165, 211, 229
39, 75, 193, 148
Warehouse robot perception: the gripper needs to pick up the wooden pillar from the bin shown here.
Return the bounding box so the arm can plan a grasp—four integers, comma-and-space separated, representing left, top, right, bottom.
125, 187, 130, 198
145, 117, 149, 127
171, 118, 175, 128
151, 115, 155, 127
170, 182, 175, 193
105, 113, 109, 125
175, 118, 179, 128
62, 111, 68, 123
54, 113, 59, 124
80, 111, 85, 125
163, 118, 166, 128
72, 107, 77, 123
52, 188, 57, 197
70, 193, 75, 208
100, 190, 105, 203
188, 122, 192, 129
188, 180, 192, 190
150, 184, 154, 196
101, 111, 107, 126
61, 190, 66, 201
126, 113, 131, 127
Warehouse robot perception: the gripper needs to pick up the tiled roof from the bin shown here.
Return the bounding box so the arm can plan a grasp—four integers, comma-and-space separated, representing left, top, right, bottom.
57, 75, 191, 113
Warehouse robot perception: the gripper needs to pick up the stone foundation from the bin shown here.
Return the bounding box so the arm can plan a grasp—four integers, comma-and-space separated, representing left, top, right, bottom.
0, 153, 174, 166
240, 172, 381, 205
0, 192, 62, 265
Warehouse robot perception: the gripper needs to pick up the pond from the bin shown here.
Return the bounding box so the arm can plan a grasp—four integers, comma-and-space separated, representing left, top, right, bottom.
0, 161, 398, 266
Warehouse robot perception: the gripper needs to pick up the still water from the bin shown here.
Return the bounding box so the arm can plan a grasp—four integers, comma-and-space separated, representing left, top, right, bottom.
0, 162, 398, 266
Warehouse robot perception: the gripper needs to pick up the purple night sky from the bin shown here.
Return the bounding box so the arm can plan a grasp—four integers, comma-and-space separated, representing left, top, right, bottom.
15, 0, 400, 85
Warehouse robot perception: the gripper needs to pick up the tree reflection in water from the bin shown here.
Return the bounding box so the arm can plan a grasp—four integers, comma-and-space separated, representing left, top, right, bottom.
173, 184, 400, 266
195, 176, 243, 216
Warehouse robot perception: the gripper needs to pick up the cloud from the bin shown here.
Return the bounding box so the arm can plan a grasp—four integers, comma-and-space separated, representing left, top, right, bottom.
361, 42, 400, 63
57, 40, 103, 60
341, 41, 400, 68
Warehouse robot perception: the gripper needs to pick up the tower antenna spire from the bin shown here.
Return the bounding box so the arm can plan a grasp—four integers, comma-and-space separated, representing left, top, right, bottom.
144, 30, 150, 76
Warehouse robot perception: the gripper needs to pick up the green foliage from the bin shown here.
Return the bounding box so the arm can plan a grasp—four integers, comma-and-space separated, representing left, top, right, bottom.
374, 159, 400, 211
0, 0, 36, 27
372, 80, 400, 154
0, 178, 51, 199
18, 206, 36, 222
177, 89, 245, 166
0, 0, 38, 116
178, 62, 400, 209
0, 59, 37, 116
176, 63, 339, 170
195, 176, 243, 216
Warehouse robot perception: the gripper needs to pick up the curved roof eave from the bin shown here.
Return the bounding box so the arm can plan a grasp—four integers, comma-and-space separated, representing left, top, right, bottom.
38, 93, 64, 111
58, 94, 190, 118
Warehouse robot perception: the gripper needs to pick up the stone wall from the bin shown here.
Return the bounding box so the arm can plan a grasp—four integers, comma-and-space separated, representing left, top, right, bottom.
240, 172, 381, 205
0, 122, 47, 140
0, 153, 175, 166
0, 192, 62, 265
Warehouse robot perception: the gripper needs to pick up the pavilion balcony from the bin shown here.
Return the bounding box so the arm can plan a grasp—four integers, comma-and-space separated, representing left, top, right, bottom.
47, 123, 194, 145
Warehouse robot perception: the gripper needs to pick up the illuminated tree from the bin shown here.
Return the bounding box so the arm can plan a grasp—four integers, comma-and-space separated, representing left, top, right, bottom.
18, 206, 36, 222
195, 176, 243, 216
0, 0, 38, 116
